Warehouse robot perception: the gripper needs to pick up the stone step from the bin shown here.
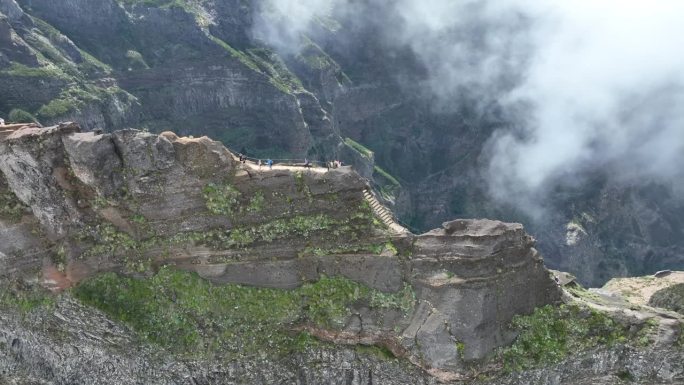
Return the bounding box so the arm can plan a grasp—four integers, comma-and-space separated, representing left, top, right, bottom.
363, 188, 407, 233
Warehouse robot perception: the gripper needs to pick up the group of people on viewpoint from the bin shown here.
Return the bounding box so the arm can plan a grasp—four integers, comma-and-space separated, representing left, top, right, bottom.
236, 152, 343, 172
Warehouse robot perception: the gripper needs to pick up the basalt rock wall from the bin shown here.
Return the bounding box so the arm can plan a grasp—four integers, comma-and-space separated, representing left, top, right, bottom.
0, 123, 560, 378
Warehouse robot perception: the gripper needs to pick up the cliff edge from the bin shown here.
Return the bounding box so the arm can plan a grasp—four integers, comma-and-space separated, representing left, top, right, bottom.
2, 123, 679, 385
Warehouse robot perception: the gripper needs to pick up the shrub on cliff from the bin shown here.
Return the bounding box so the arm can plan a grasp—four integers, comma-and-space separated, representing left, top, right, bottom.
649, 283, 684, 315
499, 304, 655, 372
72, 267, 414, 357
8, 108, 38, 124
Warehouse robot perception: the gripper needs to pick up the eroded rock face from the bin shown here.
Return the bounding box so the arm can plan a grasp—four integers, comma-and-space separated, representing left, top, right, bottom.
62, 131, 123, 197
407, 219, 557, 369
0, 123, 560, 379
0, 123, 82, 238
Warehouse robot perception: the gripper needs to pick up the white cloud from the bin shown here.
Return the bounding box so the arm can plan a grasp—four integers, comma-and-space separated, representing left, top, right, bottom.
487, 0, 684, 212
254, 0, 684, 216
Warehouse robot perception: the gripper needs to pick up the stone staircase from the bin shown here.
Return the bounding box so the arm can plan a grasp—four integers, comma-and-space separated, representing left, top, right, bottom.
362, 188, 409, 234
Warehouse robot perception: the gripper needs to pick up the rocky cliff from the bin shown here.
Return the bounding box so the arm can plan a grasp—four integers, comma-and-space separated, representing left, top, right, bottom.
0, 123, 681, 384
2, 0, 682, 287
1, 0, 341, 160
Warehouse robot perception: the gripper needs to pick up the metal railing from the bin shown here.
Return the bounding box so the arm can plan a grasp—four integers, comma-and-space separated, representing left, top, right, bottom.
225, 144, 422, 233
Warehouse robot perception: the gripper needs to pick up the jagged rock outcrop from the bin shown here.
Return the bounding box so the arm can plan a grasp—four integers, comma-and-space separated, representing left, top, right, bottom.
0, 123, 83, 238
408, 219, 554, 367
0, 123, 562, 382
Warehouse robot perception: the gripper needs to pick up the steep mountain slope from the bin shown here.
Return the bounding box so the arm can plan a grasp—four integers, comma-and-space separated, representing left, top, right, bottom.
2, 0, 341, 159
0, 123, 681, 384
1, 0, 683, 286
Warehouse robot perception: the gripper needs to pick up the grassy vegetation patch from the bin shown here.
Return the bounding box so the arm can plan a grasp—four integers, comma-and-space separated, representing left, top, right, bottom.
81, 191, 380, 258
7, 108, 38, 124
498, 304, 652, 372
202, 182, 241, 216
125, 50, 149, 70
37, 97, 77, 119
293, 171, 313, 199
77, 49, 113, 76
79, 208, 377, 260
225, 214, 337, 247
36, 84, 131, 120
0, 280, 55, 315
373, 166, 400, 187
649, 283, 684, 315
1, 62, 68, 79
208, 36, 304, 94
297, 39, 338, 71
355, 344, 396, 360
246, 48, 304, 93
373, 166, 401, 202
246, 191, 265, 213
72, 267, 413, 357
0, 186, 28, 221
76, 223, 142, 257
208, 35, 261, 73
302, 241, 398, 258
344, 138, 373, 159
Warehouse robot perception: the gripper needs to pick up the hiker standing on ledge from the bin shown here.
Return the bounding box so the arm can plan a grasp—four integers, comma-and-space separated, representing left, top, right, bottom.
258, 159, 262, 169
267, 159, 273, 169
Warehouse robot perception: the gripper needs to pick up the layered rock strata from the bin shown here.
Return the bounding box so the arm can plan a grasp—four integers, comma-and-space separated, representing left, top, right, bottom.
0, 123, 560, 379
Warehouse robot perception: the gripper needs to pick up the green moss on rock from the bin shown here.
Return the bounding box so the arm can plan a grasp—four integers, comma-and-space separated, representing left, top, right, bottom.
373, 166, 400, 187
125, 50, 149, 70
203, 182, 241, 216
498, 304, 651, 373
302, 241, 397, 258
72, 267, 413, 357
1, 62, 68, 79
36, 84, 127, 120
80, 223, 138, 257
0, 187, 29, 221
79, 210, 373, 258
246, 191, 265, 213
649, 283, 684, 315
37, 97, 77, 119
344, 138, 373, 159
0, 280, 55, 315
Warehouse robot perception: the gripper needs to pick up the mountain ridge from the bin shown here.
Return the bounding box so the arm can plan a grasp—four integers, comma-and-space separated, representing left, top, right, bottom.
0, 121, 681, 384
